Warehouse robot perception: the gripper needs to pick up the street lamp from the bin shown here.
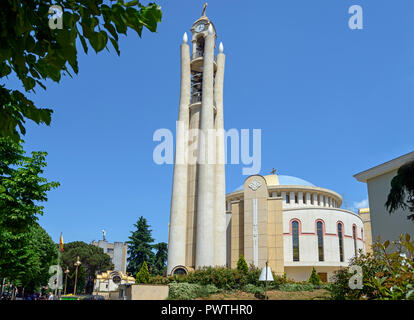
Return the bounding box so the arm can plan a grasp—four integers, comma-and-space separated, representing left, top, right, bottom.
73, 256, 81, 295
259, 261, 274, 300
64, 268, 70, 295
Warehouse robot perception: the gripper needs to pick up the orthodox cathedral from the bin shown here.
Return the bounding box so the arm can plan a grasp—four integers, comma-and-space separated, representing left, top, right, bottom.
167, 6, 372, 282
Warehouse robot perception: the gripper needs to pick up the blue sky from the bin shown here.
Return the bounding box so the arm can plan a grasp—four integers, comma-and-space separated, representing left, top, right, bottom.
3, 0, 414, 246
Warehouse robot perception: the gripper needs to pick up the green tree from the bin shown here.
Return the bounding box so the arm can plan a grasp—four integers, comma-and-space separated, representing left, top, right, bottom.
386, 160, 414, 221
152, 242, 167, 276
0, 0, 162, 142
61, 241, 113, 294
237, 255, 248, 273
308, 267, 321, 286
127, 216, 155, 276
0, 138, 59, 287
135, 260, 150, 284
22, 223, 57, 293
330, 234, 414, 300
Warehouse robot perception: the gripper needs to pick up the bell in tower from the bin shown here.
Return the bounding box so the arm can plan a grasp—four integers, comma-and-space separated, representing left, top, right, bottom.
167, 5, 226, 275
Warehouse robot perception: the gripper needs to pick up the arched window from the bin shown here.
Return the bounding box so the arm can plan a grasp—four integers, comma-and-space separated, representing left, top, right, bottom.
352, 225, 357, 256
337, 223, 344, 262
317, 221, 324, 261
361, 228, 364, 241
172, 266, 188, 276
292, 221, 300, 261
286, 194, 290, 204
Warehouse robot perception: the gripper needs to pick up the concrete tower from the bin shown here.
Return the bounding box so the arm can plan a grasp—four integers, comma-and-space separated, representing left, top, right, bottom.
167, 7, 226, 275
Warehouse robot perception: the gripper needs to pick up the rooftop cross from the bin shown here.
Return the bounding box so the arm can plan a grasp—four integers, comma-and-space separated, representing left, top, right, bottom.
271, 168, 277, 175
202, 2, 208, 16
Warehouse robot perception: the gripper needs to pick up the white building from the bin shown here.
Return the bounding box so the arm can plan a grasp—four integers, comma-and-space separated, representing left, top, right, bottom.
354, 151, 414, 242
226, 173, 371, 282
93, 270, 135, 295
91, 240, 128, 274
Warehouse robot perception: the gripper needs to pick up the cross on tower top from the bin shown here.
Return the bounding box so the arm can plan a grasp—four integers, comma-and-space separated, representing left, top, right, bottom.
202, 3, 208, 16
271, 168, 277, 175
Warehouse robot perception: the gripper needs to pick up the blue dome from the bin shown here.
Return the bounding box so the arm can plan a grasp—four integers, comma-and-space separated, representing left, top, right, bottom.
278, 175, 315, 187
232, 174, 315, 192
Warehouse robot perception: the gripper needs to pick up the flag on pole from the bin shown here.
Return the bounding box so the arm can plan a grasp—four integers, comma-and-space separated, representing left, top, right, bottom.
60, 233, 64, 252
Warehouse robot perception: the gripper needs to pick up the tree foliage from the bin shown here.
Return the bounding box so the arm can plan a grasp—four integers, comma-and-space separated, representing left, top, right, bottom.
135, 260, 150, 284
152, 242, 167, 276
60, 241, 113, 294
329, 234, 414, 300
0, 222, 56, 292
25, 223, 58, 292
308, 267, 321, 286
127, 216, 167, 276
0, 0, 162, 141
151, 266, 289, 291
386, 161, 414, 221
237, 255, 248, 273
0, 137, 59, 287
127, 216, 155, 275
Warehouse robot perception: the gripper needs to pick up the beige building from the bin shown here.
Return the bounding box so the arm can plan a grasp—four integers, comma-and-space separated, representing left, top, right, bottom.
354, 151, 414, 242
91, 240, 128, 274
167, 9, 226, 274
226, 173, 371, 282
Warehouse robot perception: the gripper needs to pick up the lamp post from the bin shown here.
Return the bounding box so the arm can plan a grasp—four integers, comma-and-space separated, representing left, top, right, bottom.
73, 256, 81, 295
259, 261, 274, 300
64, 268, 69, 295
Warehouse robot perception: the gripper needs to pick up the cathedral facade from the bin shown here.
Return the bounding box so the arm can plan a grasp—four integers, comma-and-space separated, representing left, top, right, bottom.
226, 173, 372, 282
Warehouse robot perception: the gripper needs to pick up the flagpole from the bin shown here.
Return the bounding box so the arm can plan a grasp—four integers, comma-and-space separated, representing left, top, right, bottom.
55, 232, 63, 299
55, 246, 60, 297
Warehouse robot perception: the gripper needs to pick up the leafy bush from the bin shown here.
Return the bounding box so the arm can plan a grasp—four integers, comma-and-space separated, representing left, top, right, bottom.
329, 234, 414, 300
243, 284, 264, 295
154, 265, 289, 293
279, 283, 314, 292
180, 266, 287, 290
135, 261, 151, 284
168, 283, 219, 300
168, 283, 201, 300
237, 255, 249, 273
309, 267, 321, 286
150, 275, 170, 285
197, 284, 219, 298
314, 283, 333, 290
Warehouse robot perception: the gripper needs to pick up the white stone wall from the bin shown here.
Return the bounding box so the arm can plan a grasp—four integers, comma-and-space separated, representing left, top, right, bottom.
94, 278, 134, 292
283, 208, 365, 267
284, 266, 341, 282
366, 169, 413, 242
280, 190, 340, 209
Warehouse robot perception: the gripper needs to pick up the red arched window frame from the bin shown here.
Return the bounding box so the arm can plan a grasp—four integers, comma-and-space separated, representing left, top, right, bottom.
337, 221, 344, 262
290, 219, 301, 262
315, 220, 325, 262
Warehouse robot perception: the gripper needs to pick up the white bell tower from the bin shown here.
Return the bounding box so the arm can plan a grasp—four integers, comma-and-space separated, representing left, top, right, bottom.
167, 4, 226, 275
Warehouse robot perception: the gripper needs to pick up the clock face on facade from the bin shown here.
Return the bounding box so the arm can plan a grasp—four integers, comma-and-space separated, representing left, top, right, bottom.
195, 23, 205, 32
